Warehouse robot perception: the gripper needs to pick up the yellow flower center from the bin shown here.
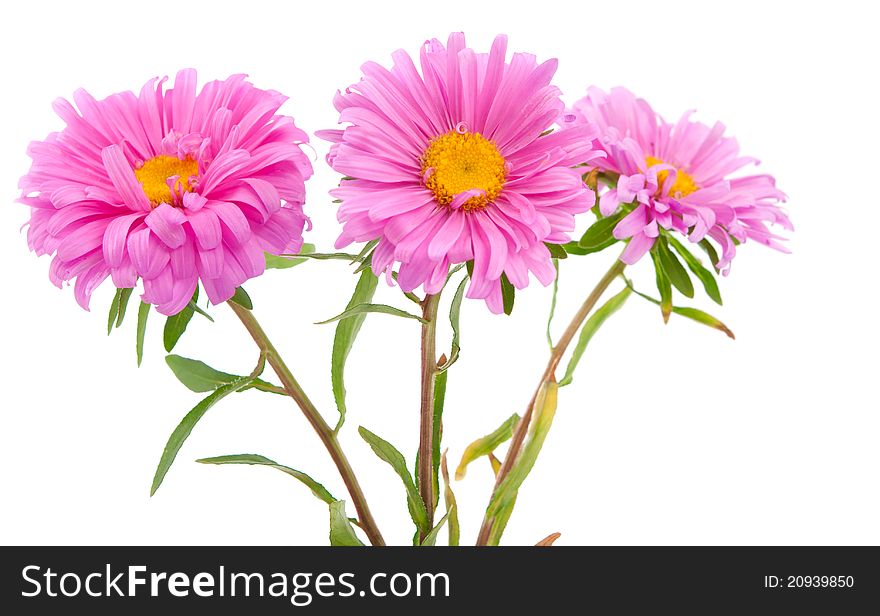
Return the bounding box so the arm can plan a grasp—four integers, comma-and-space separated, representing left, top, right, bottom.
645, 156, 699, 198
421, 130, 506, 211
134, 155, 199, 207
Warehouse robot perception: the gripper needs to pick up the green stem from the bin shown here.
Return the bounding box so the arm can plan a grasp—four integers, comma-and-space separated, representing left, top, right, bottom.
418, 292, 442, 541
475, 257, 627, 546
228, 301, 385, 547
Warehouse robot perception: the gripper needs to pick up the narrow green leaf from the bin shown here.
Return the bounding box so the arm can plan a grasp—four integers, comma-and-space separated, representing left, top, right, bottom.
488, 382, 558, 519
655, 237, 695, 298
150, 375, 254, 495
329, 500, 365, 546
317, 303, 427, 325
440, 275, 468, 372
229, 286, 253, 310
116, 288, 134, 328
487, 495, 518, 547
440, 451, 459, 546
196, 453, 335, 504
455, 413, 520, 480
546, 259, 559, 349
358, 426, 429, 535
352, 239, 379, 264
559, 287, 631, 387
544, 242, 568, 259
264, 243, 315, 269
136, 301, 150, 366
625, 282, 735, 339
500, 273, 515, 315
331, 269, 379, 433
562, 238, 617, 256
465, 260, 474, 278
188, 299, 214, 322
578, 212, 623, 248
431, 369, 447, 510
667, 236, 722, 305
109, 287, 136, 333
670, 306, 736, 339
108, 288, 123, 334
163, 289, 197, 352
699, 238, 721, 271
420, 513, 450, 547
650, 250, 673, 322
165, 355, 238, 392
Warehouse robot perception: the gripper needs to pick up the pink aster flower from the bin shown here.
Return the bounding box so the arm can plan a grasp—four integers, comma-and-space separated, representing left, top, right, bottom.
562, 87, 792, 272
19, 70, 313, 315
318, 33, 599, 312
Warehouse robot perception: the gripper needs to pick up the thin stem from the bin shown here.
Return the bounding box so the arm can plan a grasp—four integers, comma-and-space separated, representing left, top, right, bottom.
418, 292, 442, 541
227, 301, 385, 547
476, 257, 626, 545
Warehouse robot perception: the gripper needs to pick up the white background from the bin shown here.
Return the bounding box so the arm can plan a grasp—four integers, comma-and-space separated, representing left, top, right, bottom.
0, 0, 877, 546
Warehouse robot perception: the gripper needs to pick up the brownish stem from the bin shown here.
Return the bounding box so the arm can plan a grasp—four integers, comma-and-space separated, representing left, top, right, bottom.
475, 257, 626, 545
418, 292, 442, 541
228, 301, 385, 547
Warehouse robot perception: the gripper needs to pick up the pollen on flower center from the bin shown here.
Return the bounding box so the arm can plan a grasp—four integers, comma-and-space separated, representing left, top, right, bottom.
646, 156, 699, 198
134, 155, 199, 207
421, 130, 506, 211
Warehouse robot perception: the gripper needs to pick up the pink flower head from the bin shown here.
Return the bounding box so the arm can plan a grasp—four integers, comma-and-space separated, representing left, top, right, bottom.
563, 87, 792, 272
19, 70, 313, 315
319, 34, 599, 312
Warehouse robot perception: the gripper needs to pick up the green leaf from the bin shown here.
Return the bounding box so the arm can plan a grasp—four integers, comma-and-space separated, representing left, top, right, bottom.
165, 355, 238, 392
316, 303, 427, 325
440, 452, 459, 546
455, 413, 520, 480
625, 282, 735, 339
670, 306, 736, 339
108, 287, 135, 333
544, 242, 568, 259
655, 237, 694, 298
188, 299, 214, 322
487, 494, 518, 547
264, 243, 315, 269
500, 273, 515, 315
465, 260, 474, 278
358, 426, 429, 535
667, 236, 722, 305
420, 513, 450, 547
650, 250, 673, 323
136, 301, 150, 366
562, 238, 617, 256
440, 274, 468, 372
487, 382, 558, 526
150, 375, 255, 495
329, 500, 365, 546
331, 269, 379, 433
699, 238, 721, 271
229, 286, 253, 310
116, 288, 134, 328
108, 288, 123, 335
578, 212, 623, 248
163, 287, 198, 353
431, 369, 447, 511
196, 453, 335, 504
352, 239, 379, 264
546, 260, 559, 349
559, 286, 631, 386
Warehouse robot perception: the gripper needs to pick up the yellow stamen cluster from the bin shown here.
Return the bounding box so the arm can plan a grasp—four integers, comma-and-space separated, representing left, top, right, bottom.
645, 156, 699, 198
134, 155, 199, 207
421, 130, 506, 211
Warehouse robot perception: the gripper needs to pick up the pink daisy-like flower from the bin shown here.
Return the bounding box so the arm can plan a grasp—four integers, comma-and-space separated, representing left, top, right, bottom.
19, 69, 313, 315
318, 33, 599, 312
562, 87, 792, 272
